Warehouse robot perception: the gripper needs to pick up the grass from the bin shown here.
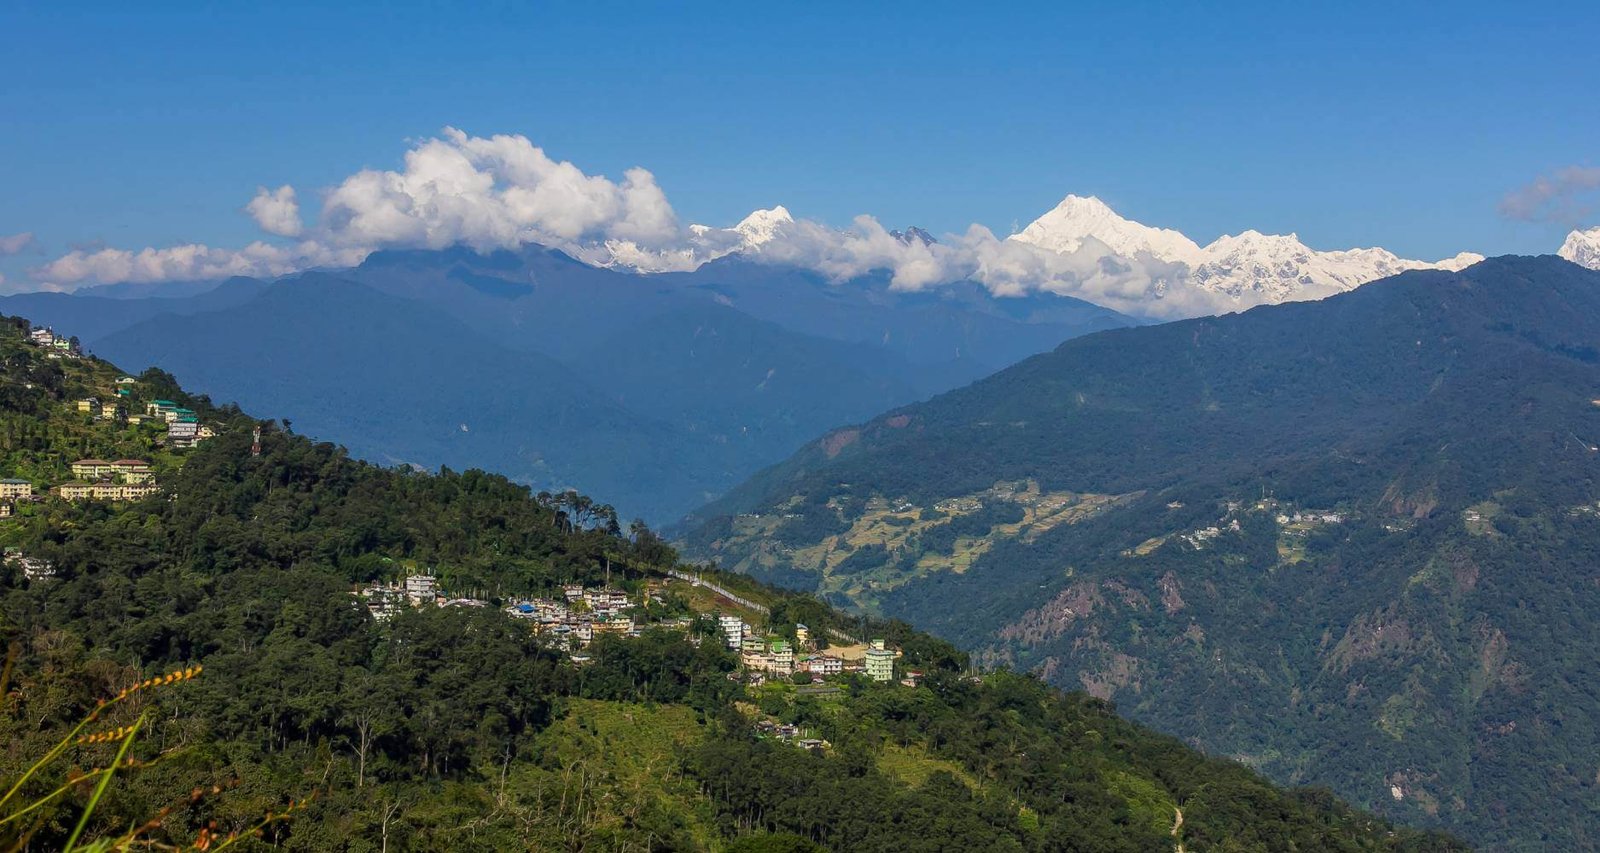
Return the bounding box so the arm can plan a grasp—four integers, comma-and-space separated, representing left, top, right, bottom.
877, 743, 979, 792
1104, 769, 1177, 837
520, 698, 721, 849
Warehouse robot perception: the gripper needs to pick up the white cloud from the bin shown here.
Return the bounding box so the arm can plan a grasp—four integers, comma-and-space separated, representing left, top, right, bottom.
0, 232, 38, 256
35, 128, 689, 288
316, 128, 681, 251
245, 185, 303, 237
18, 128, 1381, 319
34, 240, 365, 287
1499, 166, 1600, 225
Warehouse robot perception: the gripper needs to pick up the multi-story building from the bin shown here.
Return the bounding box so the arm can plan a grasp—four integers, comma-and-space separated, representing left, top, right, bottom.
769, 640, 795, 675
0, 479, 33, 500
801, 655, 843, 676
111, 460, 153, 483
865, 639, 896, 683
167, 420, 200, 447
56, 482, 94, 501
404, 574, 438, 604
718, 614, 745, 649
70, 459, 114, 479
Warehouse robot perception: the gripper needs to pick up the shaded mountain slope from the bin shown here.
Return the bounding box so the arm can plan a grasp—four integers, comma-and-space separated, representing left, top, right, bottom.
682, 256, 1600, 849
91, 274, 718, 521
0, 276, 269, 341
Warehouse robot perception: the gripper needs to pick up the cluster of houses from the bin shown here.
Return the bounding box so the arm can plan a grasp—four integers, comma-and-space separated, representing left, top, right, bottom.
752, 719, 828, 751
1, 461, 161, 513
501, 583, 677, 649
142, 400, 214, 448
718, 613, 901, 683
3, 548, 55, 581
356, 574, 492, 621
27, 326, 81, 359
1276, 510, 1345, 526
70, 393, 215, 450
357, 577, 700, 657
1182, 518, 1241, 549
350, 571, 913, 686
55, 458, 161, 502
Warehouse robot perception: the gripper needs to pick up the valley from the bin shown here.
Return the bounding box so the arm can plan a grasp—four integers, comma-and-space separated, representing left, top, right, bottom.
682, 256, 1600, 849
0, 313, 1459, 851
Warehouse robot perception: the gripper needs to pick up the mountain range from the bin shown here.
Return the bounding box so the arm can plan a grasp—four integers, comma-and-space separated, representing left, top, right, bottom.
0, 243, 1132, 523
1009, 195, 1486, 305
680, 255, 1600, 849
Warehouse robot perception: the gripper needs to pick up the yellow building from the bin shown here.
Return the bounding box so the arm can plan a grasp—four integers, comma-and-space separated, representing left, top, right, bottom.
70, 459, 113, 479
56, 482, 94, 501
111, 460, 153, 483
0, 479, 33, 500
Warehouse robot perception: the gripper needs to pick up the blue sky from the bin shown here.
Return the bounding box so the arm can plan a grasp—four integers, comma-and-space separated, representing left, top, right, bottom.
2, 1, 1597, 288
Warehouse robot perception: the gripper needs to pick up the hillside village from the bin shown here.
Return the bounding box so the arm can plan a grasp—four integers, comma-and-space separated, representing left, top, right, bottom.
1, 321, 223, 578
5, 318, 917, 714
361, 571, 908, 680
355, 564, 913, 750
2, 314, 1048, 773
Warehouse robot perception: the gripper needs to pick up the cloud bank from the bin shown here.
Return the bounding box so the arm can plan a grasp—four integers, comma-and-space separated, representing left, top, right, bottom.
1499, 166, 1600, 225
25, 128, 1476, 318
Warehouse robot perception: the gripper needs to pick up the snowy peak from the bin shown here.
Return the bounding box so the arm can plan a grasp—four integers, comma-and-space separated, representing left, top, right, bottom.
733, 206, 794, 248
1011, 194, 1482, 305
1559, 227, 1600, 270
1011, 195, 1203, 262
1433, 251, 1487, 272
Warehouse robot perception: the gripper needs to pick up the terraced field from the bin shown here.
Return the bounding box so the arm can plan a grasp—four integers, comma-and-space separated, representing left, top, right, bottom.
705, 480, 1137, 611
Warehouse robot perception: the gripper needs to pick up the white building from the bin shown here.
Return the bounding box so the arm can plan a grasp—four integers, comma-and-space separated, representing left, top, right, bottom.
718, 614, 745, 649
404, 574, 438, 604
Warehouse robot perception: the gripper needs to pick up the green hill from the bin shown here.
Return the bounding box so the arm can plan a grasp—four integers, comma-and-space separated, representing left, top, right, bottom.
682, 256, 1600, 849
0, 313, 1462, 850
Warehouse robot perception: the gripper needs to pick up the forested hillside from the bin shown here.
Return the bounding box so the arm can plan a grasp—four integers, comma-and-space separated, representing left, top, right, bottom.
683, 256, 1600, 849
0, 313, 1462, 851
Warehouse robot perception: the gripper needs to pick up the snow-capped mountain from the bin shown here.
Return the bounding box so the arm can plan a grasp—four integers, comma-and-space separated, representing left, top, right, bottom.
1010, 195, 1483, 304
729, 206, 794, 248
1013, 195, 1202, 262
1559, 227, 1600, 270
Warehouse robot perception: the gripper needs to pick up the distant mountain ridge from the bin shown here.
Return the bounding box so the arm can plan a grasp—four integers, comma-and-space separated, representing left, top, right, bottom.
1, 246, 1136, 522
681, 255, 1600, 848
